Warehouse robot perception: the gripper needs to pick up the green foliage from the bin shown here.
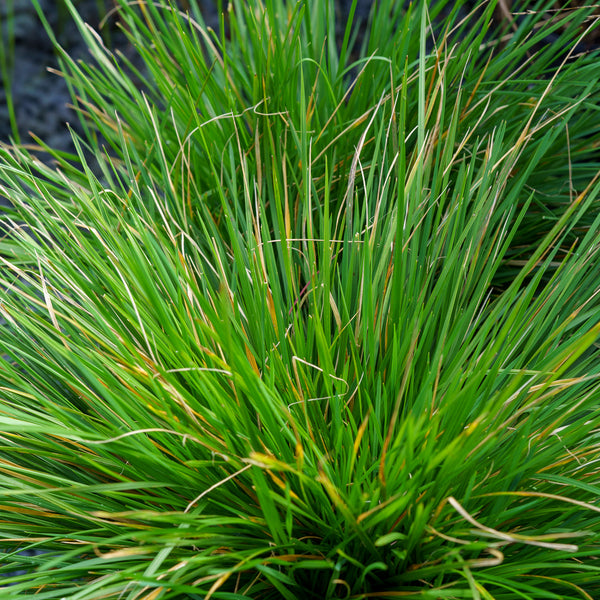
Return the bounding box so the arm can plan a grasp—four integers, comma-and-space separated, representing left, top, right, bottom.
0, 0, 600, 598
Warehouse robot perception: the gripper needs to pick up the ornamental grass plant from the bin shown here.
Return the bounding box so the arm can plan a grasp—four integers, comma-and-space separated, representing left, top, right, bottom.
1, 0, 600, 597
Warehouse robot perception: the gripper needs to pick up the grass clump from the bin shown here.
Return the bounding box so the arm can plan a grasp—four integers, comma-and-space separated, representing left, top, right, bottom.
0, 0, 600, 598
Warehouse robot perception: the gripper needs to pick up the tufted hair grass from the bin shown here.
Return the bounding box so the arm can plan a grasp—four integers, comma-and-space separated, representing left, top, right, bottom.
0, 1, 600, 598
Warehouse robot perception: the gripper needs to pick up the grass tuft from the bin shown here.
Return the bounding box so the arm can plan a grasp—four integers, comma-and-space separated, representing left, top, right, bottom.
0, 0, 600, 598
